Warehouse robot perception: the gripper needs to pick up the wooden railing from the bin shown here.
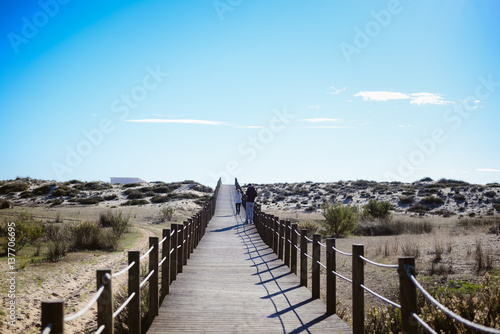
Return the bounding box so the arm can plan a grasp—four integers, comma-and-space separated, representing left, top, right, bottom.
235, 178, 500, 334
40, 178, 222, 334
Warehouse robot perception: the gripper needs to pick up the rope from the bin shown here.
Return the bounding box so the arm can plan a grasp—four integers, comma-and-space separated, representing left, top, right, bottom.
65, 285, 105, 322
359, 255, 398, 268
294, 244, 301, 251
159, 236, 167, 245
95, 324, 106, 334
158, 256, 167, 267
318, 261, 326, 270
411, 313, 438, 334
318, 241, 326, 248
170, 247, 175, 255
140, 270, 155, 289
112, 261, 135, 278
41, 324, 51, 334
113, 292, 136, 319
360, 284, 401, 309
140, 245, 155, 260
332, 245, 352, 257
407, 266, 500, 334
304, 236, 313, 242
304, 253, 313, 260
170, 230, 175, 237
332, 270, 352, 284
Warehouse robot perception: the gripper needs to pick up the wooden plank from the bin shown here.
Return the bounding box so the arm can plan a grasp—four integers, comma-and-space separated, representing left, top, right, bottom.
148, 185, 352, 334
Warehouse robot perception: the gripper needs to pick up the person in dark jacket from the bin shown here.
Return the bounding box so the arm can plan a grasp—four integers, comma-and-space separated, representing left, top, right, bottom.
245, 184, 257, 224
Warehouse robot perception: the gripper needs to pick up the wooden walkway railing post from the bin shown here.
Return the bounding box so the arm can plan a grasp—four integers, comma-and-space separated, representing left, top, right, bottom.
128, 251, 141, 334
278, 219, 285, 260
352, 244, 364, 334
300, 229, 308, 287
96, 269, 113, 334
170, 226, 177, 283
41, 300, 64, 334
284, 220, 291, 267
326, 237, 336, 315
312, 234, 321, 299
148, 237, 159, 327
399, 257, 417, 334
161, 228, 171, 302
183, 221, 189, 265
273, 217, 279, 255
176, 224, 183, 274
291, 223, 298, 275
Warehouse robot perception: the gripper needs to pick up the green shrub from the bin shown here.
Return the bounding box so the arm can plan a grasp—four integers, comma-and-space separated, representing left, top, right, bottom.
0, 182, 29, 194
0, 199, 12, 209
45, 241, 68, 262
32, 184, 54, 196
408, 203, 429, 213
99, 211, 129, 236
71, 221, 101, 250
122, 199, 149, 206
77, 196, 104, 205
363, 199, 392, 221
151, 195, 169, 203
321, 202, 358, 237
124, 189, 144, 199
50, 198, 64, 206
122, 183, 142, 188
399, 196, 415, 204
104, 194, 117, 201
421, 196, 444, 206
454, 194, 466, 202
160, 207, 175, 222
298, 221, 319, 238
484, 191, 497, 198
192, 184, 213, 193
194, 195, 211, 206
0, 212, 44, 252
52, 185, 79, 197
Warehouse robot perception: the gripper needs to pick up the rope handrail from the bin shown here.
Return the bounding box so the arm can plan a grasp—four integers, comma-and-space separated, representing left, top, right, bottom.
332, 270, 352, 284
64, 285, 105, 322
294, 229, 301, 236
140, 245, 155, 260
158, 256, 167, 267
113, 292, 136, 319
304, 235, 313, 242
331, 245, 352, 257
294, 244, 300, 251
41, 324, 51, 334
304, 253, 313, 260
159, 236, 167, 245
318, 241, 326, 248
360, 284, 401, 309
169, 247, 175, 255
411, 313, 438, 334
406, 266, 500, 334
95, 324, 106, 334
318, 261, 326, 270
170, 230, 175, 237
112, 261, 135, 278
140, 269, 155, 289
359, 255, 398, 269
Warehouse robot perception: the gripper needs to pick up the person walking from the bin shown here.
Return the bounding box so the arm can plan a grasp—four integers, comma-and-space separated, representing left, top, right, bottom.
244, 183, 257, 224
234, 189, 242, 215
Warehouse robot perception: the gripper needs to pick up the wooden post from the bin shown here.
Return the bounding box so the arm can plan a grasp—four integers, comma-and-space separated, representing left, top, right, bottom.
273, 218, 279, 255
96, 269, 113, 334
284, 220, 291, 268
291, 223, 298, 275
399, 257, 418, 334
312, 234, 321, 299
170, 226, 177, 283
176, 224, 183, 274
300, 229, 308, 287
149, 236, 159, 327
41, 300, 64, 334
183, 221, 188, 265
161, 229, 170, 303
128, 251, 140, 334
352, 244, 364, 334
326, 238, 336, 315
278, 220, 285, 260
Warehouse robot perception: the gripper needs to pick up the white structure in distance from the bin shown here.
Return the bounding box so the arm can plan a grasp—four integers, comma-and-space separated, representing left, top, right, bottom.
110, 177, 147, 184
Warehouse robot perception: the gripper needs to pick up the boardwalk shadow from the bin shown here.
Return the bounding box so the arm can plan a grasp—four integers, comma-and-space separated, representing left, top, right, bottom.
210, 223, 245, 233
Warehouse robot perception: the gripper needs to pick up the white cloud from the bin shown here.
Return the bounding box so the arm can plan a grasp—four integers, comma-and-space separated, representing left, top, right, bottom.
409, 93, 452, 105
328, 86, 346, 95
477, 168, 500, 173
354, 91, 452, 105
125, 119, 227, 126
298, 118, 342, 123
354, 91, 410, 101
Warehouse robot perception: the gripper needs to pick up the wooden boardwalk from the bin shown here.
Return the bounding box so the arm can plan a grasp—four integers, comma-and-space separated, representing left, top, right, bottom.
148, 185, 352, 333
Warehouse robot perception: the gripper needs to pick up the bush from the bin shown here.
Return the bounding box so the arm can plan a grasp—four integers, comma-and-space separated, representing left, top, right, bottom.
298, 221, 319, 238
0, 212, 44, 252
484, 191, 496, 198
124, 189, 144, 199
151, 195, 169, 203
99, 211, 130, 236
421, 196, 444, 206
122, 199, 149, 206
32, 184, 54, 196
52, 185, 79, 197
0, 199, 12, 209
363, 199, 392, 221
454, 194, 466, 202
45, 241, 67, 262
321, 202, 358, 237
194, 195, 211, 206
398, 196, 415, 204
0, 182, 29, 194
160, 207, 175, 222
77, 196, 104, 205
408, 204, 429, 213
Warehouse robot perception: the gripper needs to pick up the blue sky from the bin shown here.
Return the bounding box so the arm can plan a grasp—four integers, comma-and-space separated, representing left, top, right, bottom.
1, 0, 499, 187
